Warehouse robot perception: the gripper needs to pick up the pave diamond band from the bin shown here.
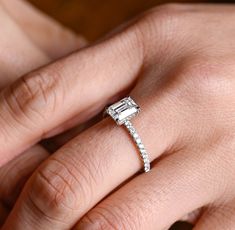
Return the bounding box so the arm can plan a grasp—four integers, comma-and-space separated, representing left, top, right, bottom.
124, 120, 150, 172
106, 97, 150, 173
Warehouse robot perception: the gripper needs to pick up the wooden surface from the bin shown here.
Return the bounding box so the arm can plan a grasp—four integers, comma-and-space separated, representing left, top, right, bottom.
28, 0, 208, 41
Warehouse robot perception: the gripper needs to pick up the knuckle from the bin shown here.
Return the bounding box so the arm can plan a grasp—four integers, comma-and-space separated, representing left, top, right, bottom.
62, 141, 105, 191
80, 207, 126, 230
148, 3, 196, 23
3, 69, 61, 123
166, 57, 233, 102
79, 202, 139, 230
131, 4, 190, 60
145, 3, 187, 26
28, 158, 83, 217
151, 3, 187, 15
184, 58, 232, 97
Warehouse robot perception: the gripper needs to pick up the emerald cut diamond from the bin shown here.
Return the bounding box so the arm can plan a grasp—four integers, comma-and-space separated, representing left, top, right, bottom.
106, 97, 140, 125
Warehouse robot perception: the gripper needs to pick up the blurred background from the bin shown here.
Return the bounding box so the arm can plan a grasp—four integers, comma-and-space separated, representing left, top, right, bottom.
29, 0, 182, 41
28, 0, 228, 41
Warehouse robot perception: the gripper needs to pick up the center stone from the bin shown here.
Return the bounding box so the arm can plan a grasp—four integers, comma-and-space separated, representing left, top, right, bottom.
106, 97, 140, 125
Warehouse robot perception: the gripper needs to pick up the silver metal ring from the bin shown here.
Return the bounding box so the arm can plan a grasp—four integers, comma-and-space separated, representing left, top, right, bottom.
106, 96, 150, 172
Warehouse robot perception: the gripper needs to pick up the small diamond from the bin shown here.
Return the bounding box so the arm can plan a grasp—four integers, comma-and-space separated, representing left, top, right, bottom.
138, 143, 144, 149
141, 149, 147, 154
144, 158, 149, 164
145, 161, 150, 166
125, 120, 131, 126
142, 155, 147, 160
133, 133, 138, 139
145, 165, 150, 172
136, 138, 141, 144
130, 130, 135, 135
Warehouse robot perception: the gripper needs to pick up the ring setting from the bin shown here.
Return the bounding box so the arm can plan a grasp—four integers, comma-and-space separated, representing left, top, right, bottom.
106, 97, 150, 172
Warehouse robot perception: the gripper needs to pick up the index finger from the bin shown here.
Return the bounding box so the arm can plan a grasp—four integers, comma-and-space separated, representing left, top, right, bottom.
0, 27, 144, 166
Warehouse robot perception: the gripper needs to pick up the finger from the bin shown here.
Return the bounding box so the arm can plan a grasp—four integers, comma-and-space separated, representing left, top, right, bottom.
194, 202, 235, 230
42, 111, 102, 153
0, 0, 77, 220
0, 0, 87, 222
2, 91, 182, 230
1, 0, 87, 59
0, 4, 50, 88
74, 150, 228, 230
0, 26, 144, 166
0, 145, 49, 209
0, 0, 87, 149
0, 5, 51, 204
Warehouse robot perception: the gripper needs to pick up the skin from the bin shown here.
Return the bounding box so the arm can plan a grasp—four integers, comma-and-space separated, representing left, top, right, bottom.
0, 0, 85, 225
1, 2, 235, 230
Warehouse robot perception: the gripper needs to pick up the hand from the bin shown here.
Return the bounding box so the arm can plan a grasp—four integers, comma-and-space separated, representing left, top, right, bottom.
0, 0, 85, 225
2, 3, 235, 230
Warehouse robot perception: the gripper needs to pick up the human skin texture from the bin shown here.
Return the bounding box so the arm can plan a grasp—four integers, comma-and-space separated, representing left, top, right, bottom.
1, 3, 235, 230
0, 0, 85, 225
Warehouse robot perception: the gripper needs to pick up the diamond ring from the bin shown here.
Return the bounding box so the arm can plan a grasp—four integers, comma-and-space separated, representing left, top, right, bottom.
106, 97, 150, 173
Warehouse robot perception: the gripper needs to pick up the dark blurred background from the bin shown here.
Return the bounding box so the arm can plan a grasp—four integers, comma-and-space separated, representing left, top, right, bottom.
27, 0, 234, 229
28, 0, 230, 41
29, 0, 181, 41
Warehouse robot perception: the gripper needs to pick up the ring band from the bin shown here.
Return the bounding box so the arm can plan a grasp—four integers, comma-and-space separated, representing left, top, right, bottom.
106, 96, 150, 172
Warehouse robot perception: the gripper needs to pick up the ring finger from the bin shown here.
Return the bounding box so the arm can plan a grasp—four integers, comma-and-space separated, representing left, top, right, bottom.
2, 91, 187, 230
